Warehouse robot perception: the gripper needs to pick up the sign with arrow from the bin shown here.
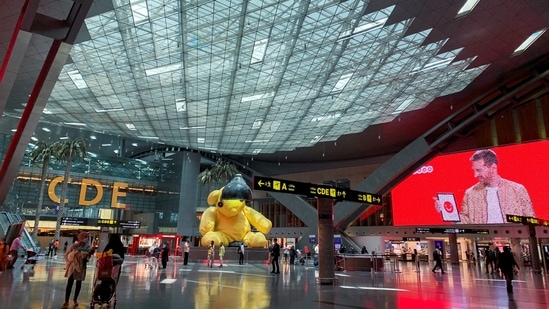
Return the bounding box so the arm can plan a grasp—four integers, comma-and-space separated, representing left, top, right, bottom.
252, 176, 382, 205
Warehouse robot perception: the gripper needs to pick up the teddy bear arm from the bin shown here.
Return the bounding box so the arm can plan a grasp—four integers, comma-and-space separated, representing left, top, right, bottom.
243, 206, 272, 234
199, 207, 216, 235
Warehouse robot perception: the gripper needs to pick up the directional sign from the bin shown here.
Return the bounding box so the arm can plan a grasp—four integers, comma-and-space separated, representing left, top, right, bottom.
252, 176, 382, 205
61, 217, 90, 226
506, 214, 549, 226
415, 227, 489, 234
98, 219, 141, 229
119, 220, 141, 229
98, 219, 119, 227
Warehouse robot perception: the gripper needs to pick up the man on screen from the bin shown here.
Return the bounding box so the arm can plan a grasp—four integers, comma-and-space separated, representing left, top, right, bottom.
436, 149, 535, 224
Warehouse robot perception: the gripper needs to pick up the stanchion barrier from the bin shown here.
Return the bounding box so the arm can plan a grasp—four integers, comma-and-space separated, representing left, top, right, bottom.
393, 254, 401, 273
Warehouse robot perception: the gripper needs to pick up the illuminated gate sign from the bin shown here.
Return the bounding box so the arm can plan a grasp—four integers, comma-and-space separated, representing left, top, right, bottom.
48, 176, 128, 208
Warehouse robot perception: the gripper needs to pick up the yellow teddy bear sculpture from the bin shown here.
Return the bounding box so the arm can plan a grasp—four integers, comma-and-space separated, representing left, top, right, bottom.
199, 174, 272, 248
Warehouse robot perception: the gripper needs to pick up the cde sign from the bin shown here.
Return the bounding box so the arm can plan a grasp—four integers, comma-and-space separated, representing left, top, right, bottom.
48, 176, 128, 208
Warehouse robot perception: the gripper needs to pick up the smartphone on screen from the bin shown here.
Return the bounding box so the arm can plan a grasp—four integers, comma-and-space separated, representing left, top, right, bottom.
437, 193, 461, 222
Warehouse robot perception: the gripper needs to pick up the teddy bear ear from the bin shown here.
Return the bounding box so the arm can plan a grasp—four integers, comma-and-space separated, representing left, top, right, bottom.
207, 189, 222, 205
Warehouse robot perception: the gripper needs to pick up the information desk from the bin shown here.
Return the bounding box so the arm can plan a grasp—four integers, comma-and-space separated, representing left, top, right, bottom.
341, 255, 384, 271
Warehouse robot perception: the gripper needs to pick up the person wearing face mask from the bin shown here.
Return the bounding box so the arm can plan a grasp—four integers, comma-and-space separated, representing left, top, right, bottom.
62, 232, 94, 309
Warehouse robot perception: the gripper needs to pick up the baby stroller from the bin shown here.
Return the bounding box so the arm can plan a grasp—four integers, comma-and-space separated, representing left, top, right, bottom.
90, 252, 122, 309
21, 249, 44, 270
144, 247, 160, 268
296, 250, 305, 265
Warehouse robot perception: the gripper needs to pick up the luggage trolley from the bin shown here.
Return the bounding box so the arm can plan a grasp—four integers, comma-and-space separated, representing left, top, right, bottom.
90, 253, 122, 309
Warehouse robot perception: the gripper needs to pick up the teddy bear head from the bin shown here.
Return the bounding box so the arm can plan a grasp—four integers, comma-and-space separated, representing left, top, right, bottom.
207, 174, 252, 217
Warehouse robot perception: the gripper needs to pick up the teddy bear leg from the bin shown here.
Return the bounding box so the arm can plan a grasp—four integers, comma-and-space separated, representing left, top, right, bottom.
201, 232, 229, 247
242, 232, 268, 248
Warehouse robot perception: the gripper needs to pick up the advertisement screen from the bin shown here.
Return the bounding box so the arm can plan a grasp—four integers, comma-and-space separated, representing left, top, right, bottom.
392, 140, 549, 226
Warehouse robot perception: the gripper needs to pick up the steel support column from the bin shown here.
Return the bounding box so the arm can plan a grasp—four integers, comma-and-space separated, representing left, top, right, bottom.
0, 0, 94, 205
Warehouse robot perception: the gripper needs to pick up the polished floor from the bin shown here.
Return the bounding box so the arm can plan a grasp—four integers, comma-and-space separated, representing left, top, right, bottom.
0, 254, 548, 309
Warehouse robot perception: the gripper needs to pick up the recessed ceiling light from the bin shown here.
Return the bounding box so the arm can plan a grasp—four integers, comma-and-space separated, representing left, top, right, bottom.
175, 99, 186, 112
101, 143, 112, 147
10, 129, 16, 132
31, 136, 38, 142
90, 135, 97, 140
137, 136, 159, 139
197, 137, 205, 143
456, 0, 480, 19
125, 123, 137, 130
132, 143, 138, 147
512, 28, 547, 56
64, 122, 87, 126
95, 107, 124, 113
42, 127, 50, 132
59, 136, 69, 140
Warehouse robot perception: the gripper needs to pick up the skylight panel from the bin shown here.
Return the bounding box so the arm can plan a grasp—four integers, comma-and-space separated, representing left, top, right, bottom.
125, 123, 137, 130
250, 39, 268, 65
252, 120, 263, 129
95, 107, 124, 113
145, 63, 182, 76
391, 99, 415, 115
176, 99, 186, 112
337, 18, 388, 42
241, 92, 275, 103
130, 0, 149, 25
67, 70, 88, 89
456, 0, 480, 19
512, 28, 547, 56
331, 73, 353, 93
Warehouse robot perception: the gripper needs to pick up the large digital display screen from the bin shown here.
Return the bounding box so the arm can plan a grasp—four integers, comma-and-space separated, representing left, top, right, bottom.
392, 140, 549, 226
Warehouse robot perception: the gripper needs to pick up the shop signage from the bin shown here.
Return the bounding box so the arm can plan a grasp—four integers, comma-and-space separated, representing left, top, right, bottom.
48, 176, 128, 208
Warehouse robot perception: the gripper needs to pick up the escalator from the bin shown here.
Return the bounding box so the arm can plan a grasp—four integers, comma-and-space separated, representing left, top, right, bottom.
0, 211, 38, 252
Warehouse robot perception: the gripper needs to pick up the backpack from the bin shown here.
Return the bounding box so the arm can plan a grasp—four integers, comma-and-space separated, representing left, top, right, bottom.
433, 249, 440, 259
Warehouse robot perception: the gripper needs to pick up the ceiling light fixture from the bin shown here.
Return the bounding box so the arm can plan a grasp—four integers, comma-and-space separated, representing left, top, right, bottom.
64, 122, 87, 126
145, 63, 182, 76
512, 28, 547, 56
42, 127, 50, 132
310, 135, 325, 144
137, 136, 159, 139
90, 135, 97, 140
101, 143, 112, 146
250, 38, 268, 65
95, 107, 124, 113
331, 73, 353, 93
31, 136, 38, 142
179, 126, 206, 130
252, 120, 263, 129
197, 137, 205, 143
67, 70, 88, 89
456, 0, 480, 19
175, 99, 186, 112
125, 123, 137, 130
336, 17, 388, 42
60, 136, 70, 140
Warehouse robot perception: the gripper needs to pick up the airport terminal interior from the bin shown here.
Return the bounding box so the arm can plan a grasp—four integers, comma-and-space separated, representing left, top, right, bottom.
2, 0, 549, 308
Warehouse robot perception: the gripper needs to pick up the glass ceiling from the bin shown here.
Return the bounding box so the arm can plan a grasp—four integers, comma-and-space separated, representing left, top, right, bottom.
42, 0, 488, 156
